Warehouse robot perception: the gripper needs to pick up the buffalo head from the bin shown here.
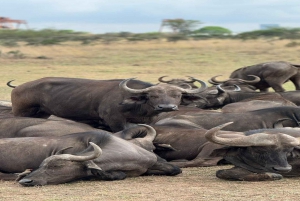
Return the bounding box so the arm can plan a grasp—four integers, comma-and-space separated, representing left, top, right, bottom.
196, 84, 241, 109
158, 76, 199, 89
119, 78, 207, 111
205, 122, 300, 175
18, 142, 125, 186
208, 75, 259, 91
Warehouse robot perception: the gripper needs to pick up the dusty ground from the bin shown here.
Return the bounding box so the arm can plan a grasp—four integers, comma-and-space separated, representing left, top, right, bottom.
1, 166, 300, 201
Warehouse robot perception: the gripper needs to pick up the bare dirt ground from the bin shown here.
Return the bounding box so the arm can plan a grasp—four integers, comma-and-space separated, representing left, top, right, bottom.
1, 166, 300, 201
1, 39, 300, 200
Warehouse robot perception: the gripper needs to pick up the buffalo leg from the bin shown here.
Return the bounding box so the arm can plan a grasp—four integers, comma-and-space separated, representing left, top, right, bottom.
90, 169, 127, 181
290, 74, 300, 90
169, 157, 224, 168
12, 106, 50, 118
143, 156, 182, 176
216, 166, 283, 181
0, 172, 19, 181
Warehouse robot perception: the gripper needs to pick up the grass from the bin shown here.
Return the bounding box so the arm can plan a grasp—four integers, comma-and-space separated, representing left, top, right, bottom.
0, 39, 300, 200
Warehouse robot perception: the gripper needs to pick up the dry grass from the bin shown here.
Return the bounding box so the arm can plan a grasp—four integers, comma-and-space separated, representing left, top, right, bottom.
1, 39, 300, 200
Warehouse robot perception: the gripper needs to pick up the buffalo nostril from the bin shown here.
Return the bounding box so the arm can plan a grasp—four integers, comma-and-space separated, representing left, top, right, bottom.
156, 104, 178, 111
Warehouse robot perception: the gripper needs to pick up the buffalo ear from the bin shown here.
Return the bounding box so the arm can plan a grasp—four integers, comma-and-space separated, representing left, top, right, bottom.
121, 96, 147, 104
85, 160, 102, 171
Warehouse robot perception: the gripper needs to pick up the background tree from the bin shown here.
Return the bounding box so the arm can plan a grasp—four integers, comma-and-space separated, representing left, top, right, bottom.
159, 19, 202, 34
193, 26, 232, 36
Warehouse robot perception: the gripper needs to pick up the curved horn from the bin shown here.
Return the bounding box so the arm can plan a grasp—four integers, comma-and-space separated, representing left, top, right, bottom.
216, 84, 225, 93
233, 84, 241, 91
119, 78, 150, 94
53, 142, 102, 162
208, 75, 230, 85
238, 75, 261, 84
158, 76, 172, 83
179, 78, 207, 93
205, 122, 300, 147
136, 124, 157, 142
186, 76, 197, 83
7, 80, 16, 88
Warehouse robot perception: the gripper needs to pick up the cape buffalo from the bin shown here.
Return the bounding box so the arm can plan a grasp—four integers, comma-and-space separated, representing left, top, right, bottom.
158, 76, 199, 88
196, 85, 300, 109
208, 75, 260, 92
155, 106, 300, 132
229, 61, 300, 92
207, 123, 300, 181
10, 77, 207, 132
0, 128, 181, 186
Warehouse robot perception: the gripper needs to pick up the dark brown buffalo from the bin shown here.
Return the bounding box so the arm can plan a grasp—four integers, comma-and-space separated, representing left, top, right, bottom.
196, 85, 300, 109
221, 93, 297, 113
155, 106, 300, 132
10, 77, 207, 132
0, 125, 182, 186
207, 123, 300, 181
158, 76, 199, 88
208, 75, 260, 92
230, 61, 300, 92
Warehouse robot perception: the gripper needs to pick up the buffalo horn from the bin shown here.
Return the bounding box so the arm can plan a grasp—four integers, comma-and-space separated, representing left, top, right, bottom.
238, 75, 261, 84
205, 122, 300, 147
136, 124, 157, 143
53, 142, 102, 162
120, 78, 207, 94
119, 78, 150, 93
158, 76, 172, 83
179, 78, 207, 93
233, 84, 241, 91
208, 75, 230, 85
216, 84, 225, 93
7, 80, 16, 88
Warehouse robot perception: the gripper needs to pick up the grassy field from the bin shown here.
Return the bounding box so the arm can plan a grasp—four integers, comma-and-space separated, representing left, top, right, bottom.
1, 39, 300, 200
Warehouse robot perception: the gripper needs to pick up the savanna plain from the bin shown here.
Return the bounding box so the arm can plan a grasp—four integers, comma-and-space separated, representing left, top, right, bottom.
0, 39, 300, 201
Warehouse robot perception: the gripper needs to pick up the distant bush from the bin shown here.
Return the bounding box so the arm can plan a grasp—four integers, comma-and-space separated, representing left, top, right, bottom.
193, 26, 232, 36
285, 41, 300, 47
0, 40, 19, 47
6, 50, 25, 59
235, 28, 300, 40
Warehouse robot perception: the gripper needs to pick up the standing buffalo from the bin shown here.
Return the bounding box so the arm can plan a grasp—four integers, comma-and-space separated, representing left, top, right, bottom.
229, 61, 300, 92
207, 123, 300, 181
10, 77, 207, 132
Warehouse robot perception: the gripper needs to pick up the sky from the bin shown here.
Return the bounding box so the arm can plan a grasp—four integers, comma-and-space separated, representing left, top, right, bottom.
1, 0, 300, 34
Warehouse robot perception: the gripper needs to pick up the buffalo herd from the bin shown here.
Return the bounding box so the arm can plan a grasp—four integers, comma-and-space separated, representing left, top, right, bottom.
3, 60, 300, 186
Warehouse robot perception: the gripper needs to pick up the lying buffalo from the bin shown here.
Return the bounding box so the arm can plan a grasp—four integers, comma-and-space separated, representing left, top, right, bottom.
155, 106, 300, 132
208, 75, 260, 92
196, 85, 300, 109
230, 61, 300, 92
207, 123, 300, 181
0, 127, 181, 186
158, 76, 199, 88
10, 77, 207, 132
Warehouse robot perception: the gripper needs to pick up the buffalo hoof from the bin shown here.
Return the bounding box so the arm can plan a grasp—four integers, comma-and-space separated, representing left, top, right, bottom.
265, 172, 283, 180
216, 167, 283, 181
